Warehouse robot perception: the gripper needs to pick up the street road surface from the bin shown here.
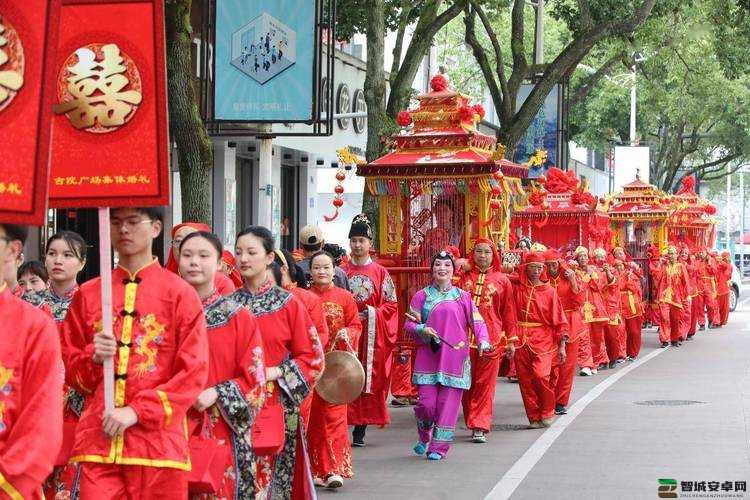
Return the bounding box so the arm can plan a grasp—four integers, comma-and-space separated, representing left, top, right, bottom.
323, 303, 750, 499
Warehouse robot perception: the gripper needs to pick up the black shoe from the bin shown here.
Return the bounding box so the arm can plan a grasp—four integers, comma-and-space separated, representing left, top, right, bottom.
698, 325, 706, 331
391, 397, 410, 407
686, 335, 694, 341
661, 342, 669, 348
554, 404, 567, 415
608, 361, 617, 369
598, 363, 609, 370
615, 358, 626, 365
670, 341, 680, 347
352, 425, 366, 447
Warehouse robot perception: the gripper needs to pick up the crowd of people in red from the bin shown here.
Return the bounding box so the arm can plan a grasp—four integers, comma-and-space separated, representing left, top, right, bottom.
0, 208, 733, 499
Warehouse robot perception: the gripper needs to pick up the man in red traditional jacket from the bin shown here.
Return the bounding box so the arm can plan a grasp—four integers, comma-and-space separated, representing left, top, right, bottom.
511, 252, 569, 428
573, 247, 609, 376
696, 250, 720, 328
592, 248, 624, 368
0, 224, 64, 499
679, 245, 699, 340
617, 261, 644, 359
62, 207, 209, 499
458, 238, 517, 442
545, 249, 584, 415
716, 251, 733, 326
342, 214, 399, 447
653, 245, 690, 347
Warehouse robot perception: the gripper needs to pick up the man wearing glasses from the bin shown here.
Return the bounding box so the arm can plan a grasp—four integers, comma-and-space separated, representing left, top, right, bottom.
62, 207, 209, 499
0, 223, 65, 498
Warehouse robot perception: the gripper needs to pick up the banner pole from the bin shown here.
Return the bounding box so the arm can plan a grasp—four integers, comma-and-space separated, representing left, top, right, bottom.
98, 207, 115, 414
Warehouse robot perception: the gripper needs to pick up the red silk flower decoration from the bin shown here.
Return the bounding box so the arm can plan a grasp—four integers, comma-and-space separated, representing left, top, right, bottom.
430, 74, 449, 92
528, 191, 546, 207
704, 204, 717, 215
459, 105, 475, 122
472, 104, 486, 120
544, 167, 579, 193
396, 110, 412, 127
572, 190, 595, 207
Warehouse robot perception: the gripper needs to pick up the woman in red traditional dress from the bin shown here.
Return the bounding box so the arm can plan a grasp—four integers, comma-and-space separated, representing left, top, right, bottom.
166, 222, 236, 296
308, 251, 362, 489
270, 248, 329, 428
22, 231, 87, 500
178, 231, 266, 499
232, 226, 324, 500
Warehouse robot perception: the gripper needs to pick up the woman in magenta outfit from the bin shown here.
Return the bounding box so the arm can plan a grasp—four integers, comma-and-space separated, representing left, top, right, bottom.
404, 251, 490, 460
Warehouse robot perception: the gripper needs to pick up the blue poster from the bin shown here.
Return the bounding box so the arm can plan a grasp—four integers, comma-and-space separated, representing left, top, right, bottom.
513, 84, 560, 178
215, 0, 315, 121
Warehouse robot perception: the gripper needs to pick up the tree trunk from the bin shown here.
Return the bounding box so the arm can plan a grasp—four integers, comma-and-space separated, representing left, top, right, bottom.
362, 0, 388, 240
165, 0, 213, 224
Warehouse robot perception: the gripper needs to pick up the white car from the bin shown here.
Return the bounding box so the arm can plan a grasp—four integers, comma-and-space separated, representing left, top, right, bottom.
730, 263, 744, 312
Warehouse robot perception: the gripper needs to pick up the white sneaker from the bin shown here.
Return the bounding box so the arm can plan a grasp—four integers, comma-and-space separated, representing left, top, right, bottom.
579, 367, 592, 376
325, 475, 344, 489
313, 477, 325, 487
471, 430, 487, 443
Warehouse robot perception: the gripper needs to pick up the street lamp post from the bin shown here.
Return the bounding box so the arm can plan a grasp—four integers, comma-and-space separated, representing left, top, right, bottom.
630, 65, 637, 145
726, 163, 732, 251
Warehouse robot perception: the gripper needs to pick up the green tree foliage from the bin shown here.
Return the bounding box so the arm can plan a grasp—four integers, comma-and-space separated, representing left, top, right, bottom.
462, 0, 658, 157
569, 0, 750, 191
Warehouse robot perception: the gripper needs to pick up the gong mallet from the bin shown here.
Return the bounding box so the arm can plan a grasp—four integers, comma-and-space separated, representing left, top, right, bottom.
405, 311, 465, 350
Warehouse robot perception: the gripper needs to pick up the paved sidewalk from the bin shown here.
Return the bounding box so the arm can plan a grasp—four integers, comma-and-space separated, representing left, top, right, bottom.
321, 310, 750, 500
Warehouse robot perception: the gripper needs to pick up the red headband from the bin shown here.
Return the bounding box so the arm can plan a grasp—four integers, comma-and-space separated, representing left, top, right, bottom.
470, 238, 501, 272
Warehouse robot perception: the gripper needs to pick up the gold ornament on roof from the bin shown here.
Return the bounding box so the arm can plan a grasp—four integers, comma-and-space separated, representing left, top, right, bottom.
0, 15, 24, 113
491, 143, 507, 161
54, 43, 142, 133
528, 149, 548, 167
337, 147, 363, 166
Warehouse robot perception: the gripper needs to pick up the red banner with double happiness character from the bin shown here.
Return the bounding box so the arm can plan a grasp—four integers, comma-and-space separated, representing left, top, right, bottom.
0, 0, 61, 225
49, 0, 170, 208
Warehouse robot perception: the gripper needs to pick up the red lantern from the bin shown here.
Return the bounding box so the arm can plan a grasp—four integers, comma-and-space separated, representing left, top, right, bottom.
430, 74, 449, 92
334, 185, 344, 195
333, 198, 344, 208
335, 171, 346, 181
396, 110, 412, 127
